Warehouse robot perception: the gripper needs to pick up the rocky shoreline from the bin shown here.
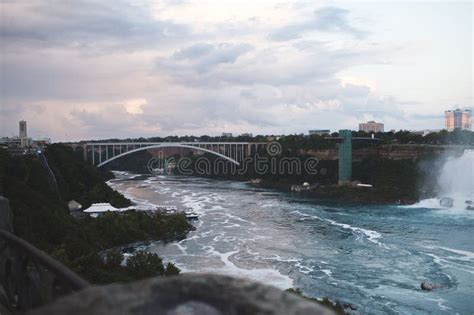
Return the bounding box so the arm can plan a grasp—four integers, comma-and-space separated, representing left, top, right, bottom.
252, 178, 417, 205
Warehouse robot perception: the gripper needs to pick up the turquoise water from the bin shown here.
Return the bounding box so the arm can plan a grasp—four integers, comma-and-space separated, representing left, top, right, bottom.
109, 174, 474, 314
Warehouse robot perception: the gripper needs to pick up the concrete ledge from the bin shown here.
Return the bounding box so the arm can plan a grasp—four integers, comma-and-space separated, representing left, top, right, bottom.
28, 273, 334, 315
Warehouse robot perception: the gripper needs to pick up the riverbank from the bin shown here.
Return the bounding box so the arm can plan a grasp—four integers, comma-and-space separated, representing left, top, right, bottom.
256, 178, 418, 205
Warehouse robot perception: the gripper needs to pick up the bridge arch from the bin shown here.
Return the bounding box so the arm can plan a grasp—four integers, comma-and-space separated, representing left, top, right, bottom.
96, 144, 240, 167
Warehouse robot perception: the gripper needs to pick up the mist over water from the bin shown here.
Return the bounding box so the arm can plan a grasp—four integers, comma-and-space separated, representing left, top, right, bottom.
410, 150, 474, 211
438, 150, 474, 201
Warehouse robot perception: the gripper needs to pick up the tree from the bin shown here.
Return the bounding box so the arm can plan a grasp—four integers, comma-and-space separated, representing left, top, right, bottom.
164, 262, 181, 276
126, 251, 165, 279
105, 249, 124, 269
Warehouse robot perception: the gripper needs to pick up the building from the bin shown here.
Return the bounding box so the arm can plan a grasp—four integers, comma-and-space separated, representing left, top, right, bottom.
19, 120, 28, 148
445, 109, 471, 131
309, 129, 330, 136
240, 133, 253, 137
0, 137, 21, 148
82, 203, 123, 217
359, 121, 384, 133
221, 132, 233, 137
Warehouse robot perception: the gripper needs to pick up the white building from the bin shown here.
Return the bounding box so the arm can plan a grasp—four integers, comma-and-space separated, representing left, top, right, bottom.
82, 203, 122, 217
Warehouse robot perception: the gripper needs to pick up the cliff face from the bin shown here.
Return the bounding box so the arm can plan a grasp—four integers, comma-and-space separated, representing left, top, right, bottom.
306, 144, 467, 162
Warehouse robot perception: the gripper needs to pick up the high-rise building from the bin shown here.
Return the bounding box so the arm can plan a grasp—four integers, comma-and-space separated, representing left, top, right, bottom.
445, 109, 471, 131
19, 120, 28, 148
461, 110, 472, 130
358, 121, 384, 133
221, 132, 233, 137
445, 110, 454, 130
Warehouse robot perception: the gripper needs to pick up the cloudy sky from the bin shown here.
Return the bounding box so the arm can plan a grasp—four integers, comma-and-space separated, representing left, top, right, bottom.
0, 0, 472, 141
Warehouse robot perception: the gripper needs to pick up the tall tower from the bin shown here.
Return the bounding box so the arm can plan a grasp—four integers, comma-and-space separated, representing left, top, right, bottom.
327, 130, 379, 185
19, 120, 27, 148
461, 109, 472, 130
445, 110, 454, 130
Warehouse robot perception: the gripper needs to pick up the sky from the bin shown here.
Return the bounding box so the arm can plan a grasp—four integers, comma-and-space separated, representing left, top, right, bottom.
0, 0, 472, 141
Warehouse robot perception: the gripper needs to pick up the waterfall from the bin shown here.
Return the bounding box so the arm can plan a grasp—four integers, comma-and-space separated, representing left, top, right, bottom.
437, 150, 474, 209
438, 150, 474, 197
404, 150, 473, 210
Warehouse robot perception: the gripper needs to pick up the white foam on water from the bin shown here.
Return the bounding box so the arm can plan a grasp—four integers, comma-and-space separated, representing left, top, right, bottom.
423, 252, 474, 275
201, 249, 294, 290
181, 195, 207, 214
175, 242, 188, 255
261, 203, 277, 208
294, 261, 314, 274
437, 246, 474, 262
222, 223, 241, 228
260, 254, 301, 263
290, 210, 385, 247
107, 173, 295, 290
425, 298, 452, 311
222, 213, 255, 225
401, 198, 443, 209
406, 196, 474, 216
121, 190, 157, 210
321, 269, 333, 277
325, 218, 383, 245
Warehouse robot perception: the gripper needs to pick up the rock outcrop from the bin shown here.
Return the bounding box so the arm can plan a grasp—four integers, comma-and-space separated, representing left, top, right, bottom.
28, 274, 334, 315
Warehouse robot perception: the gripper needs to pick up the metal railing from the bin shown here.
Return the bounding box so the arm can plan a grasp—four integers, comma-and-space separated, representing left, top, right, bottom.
0, 229, 90, 312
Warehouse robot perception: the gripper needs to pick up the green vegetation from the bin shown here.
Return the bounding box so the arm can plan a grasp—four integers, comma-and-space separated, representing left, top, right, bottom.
169, 131, 474, 204
87, 129, 474, 148
286, 288, 347, 315
45, 144, 131, 208
173, 150, 431, 203
0, 145, 193, 284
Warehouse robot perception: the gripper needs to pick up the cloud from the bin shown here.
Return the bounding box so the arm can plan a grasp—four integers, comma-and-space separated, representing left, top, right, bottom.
169, 42, 254, 72
154, 40, 386, 88
1, 1, 465, 140
1, 0, 192, 53
270, 6, 368, 41
124, 99, 147, 115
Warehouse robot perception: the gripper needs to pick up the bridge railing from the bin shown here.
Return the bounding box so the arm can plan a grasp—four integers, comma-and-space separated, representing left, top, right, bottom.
81, 141, 269, 167
0, 197, 89, 312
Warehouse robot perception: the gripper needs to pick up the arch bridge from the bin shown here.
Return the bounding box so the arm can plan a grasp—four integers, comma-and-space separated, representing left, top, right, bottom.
82, 142, 268, 167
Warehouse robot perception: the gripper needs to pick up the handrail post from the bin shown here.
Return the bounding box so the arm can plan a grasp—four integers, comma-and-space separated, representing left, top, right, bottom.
0, 196, 89, 312
0, 196, 13, 233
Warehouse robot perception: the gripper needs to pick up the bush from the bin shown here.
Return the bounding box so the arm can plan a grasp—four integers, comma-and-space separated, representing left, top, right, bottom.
126, 251, 165, 279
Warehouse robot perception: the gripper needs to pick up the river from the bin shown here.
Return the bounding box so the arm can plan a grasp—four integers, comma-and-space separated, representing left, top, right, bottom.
108, 172, 474, 315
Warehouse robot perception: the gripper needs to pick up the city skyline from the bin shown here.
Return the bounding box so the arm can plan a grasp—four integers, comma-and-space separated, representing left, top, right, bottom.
1, 1, 472, 141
